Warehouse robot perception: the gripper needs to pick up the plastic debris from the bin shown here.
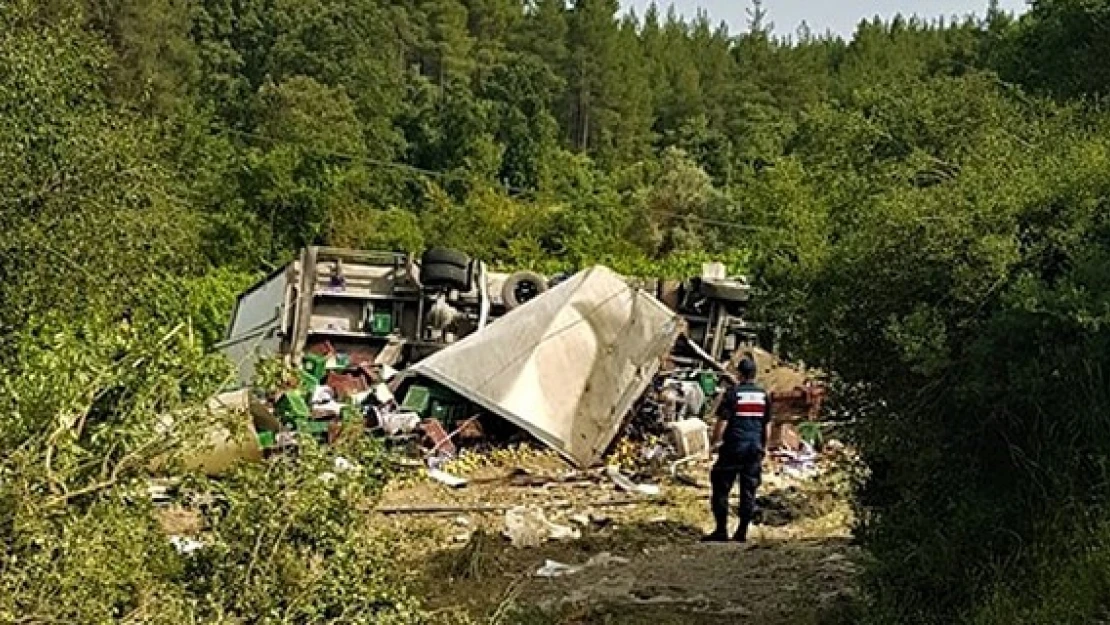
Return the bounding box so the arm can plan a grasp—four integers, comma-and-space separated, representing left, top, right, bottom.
534, 552, 630, 578
311, 385, 335, 405
427, 468, 468, 488
775, 442, 820, 479
606, 466, 661, 497
334, 456, 358, 473
372, 383, 394, 404
376, 409, 421, 436
535, 560, 579, 578
667, 418, 710, 459
503, 505, 581, 548
312, 400, 345, 418
169, 536, 204, 555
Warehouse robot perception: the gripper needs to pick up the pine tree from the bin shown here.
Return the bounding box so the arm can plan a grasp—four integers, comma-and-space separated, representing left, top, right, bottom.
654, 9, 702, 136
565, 0, 622, 151
513, 0, 569, 113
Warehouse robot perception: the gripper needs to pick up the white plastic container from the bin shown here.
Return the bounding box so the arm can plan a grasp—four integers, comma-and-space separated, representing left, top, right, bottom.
668, 418, 710, 459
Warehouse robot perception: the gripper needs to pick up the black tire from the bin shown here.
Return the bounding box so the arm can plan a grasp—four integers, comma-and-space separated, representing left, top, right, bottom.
420, 247, 472, 290
421, 262, 471, 290
502, 271, 548, 310
422, 247, 470, 269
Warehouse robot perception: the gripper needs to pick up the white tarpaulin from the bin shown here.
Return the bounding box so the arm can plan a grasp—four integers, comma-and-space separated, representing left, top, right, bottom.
405, 266, 680, 467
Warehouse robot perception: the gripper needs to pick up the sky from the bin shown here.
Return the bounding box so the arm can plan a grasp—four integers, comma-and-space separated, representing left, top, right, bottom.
622, 0, 1030, 38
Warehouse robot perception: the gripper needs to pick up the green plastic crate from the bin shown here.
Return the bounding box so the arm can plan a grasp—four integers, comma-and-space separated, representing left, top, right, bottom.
430, 399, 467, 425
401, 385, 466, 422
696, 371, 719, 397
302, 353, 327, 381
370, 310, 393, 336
296, 369, 319, 396
276, 391, 311, 421
401, 385, 432, 415
257, 431, 276, 449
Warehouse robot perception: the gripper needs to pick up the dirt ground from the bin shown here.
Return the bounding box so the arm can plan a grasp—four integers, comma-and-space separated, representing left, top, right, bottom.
374, 447, 862, 624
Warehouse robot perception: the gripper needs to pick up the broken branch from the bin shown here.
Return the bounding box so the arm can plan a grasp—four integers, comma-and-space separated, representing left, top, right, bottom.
376, 498, 645, 515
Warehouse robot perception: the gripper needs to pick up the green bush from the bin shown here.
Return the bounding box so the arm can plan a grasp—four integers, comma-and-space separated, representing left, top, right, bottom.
145, 268, 261, 349
0, 314, 422, 623
182, 438, 422, 624
773, 74, 1110, 624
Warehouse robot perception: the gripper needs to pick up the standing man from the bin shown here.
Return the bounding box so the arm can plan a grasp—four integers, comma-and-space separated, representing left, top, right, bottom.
703, 357, 772, 543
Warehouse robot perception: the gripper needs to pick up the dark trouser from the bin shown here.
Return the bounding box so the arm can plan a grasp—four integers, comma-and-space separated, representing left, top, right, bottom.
710, 443, 763, 535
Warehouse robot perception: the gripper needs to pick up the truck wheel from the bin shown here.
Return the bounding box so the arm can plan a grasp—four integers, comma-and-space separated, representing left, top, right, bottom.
421, 263, 471, 290
421, 247, 472, 290
502, 271, 548, 310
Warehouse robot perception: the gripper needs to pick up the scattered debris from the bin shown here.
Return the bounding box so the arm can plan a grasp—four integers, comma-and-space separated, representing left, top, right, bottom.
420, 418, 457, 457
428, 468, 468, 489
772, 442, 820, 480
503, 506, 582, 548
606, 466, 661, 497
535, 560, 579, 578
206, 250, 835, 533
670, 456, 704, 488
377, 499, 641, 515
535, 552, 630, 578
169, 536, 204, 555
667, 418, 710, 459
377, 409, 421, 436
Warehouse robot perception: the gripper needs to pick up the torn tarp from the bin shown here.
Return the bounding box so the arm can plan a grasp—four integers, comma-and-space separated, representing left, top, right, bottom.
402, 266, 680, 467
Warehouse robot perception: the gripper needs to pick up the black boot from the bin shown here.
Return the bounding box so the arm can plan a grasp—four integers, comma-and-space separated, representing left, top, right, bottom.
732, 520, 750, 543
701, 528, 729, 543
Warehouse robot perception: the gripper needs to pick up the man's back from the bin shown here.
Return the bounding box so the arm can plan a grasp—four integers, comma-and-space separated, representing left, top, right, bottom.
721, 381, 771, 450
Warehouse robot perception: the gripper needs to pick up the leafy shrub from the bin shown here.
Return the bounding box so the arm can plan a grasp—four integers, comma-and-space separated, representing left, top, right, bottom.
0, 313, 423, 623
182, 438, 423, 624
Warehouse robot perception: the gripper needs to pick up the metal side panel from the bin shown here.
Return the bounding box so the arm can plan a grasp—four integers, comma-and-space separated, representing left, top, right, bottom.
217, 263, 296, 387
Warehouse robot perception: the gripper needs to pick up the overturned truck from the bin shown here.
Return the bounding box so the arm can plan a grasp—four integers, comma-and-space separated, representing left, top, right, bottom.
217, 247, 760, 466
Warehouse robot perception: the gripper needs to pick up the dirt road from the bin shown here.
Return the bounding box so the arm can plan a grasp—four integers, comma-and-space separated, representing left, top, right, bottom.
519, 533, 858, 624
375, 448, 861, 624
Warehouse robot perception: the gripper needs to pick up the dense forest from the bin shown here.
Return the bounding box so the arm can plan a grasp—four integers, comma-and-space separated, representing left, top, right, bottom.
3, 0, 1110, 622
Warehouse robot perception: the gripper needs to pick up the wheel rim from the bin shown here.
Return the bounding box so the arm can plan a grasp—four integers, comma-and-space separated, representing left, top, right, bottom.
514, 281, 539, 304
